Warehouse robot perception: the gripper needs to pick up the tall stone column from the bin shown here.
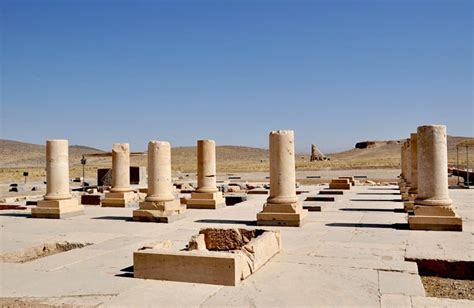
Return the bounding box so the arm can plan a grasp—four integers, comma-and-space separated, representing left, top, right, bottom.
133, 141, 185, 223
102, 143, 135, 207
32, 139, 84, 219
196, 140, 218, 193
187, 139, 224, 209
257, 130, 307, 227
408, 125, 462, 231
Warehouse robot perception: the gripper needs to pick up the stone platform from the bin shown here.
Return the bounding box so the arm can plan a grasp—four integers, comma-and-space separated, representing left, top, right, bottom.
0, 184, 472, 306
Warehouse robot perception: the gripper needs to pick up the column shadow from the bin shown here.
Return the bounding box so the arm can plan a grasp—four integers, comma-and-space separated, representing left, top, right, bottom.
195, 219, 256, 226
326, 222, 408, 230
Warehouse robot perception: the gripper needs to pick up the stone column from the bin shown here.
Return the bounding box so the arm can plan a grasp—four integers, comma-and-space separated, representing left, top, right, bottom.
187, 139, 224, 209
402, 138, 412, 200
408, 125, 462, 231
102, 143, 135, 207
310, 144, 317, 162
257, 130, 307, 227
133, 141, 185, 223
111, 143, 132, 193
408, 133, 418, 195
44, 140, 72, 200
32, 139, 84, 218
196, 140, 218, 193
399, 141, 407, 190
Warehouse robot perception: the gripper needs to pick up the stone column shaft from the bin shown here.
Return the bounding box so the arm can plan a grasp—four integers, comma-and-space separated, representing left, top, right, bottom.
415, 125, 451, 206
146, 141, 174, 202
409, 133, 418, 194
44, 140, 72, 200
267, 130, 298, 204
111, 143, 132, 192
196, 140, 218, 193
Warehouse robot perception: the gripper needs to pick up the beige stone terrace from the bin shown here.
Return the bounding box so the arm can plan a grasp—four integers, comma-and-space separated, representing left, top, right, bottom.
0, 184, 472, 307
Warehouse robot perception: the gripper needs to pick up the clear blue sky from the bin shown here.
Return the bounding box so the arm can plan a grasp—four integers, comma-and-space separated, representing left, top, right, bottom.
1, 0, 472, 153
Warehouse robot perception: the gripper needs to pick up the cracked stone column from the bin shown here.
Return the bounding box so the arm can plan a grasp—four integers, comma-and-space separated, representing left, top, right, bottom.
102, 143, 135, 207
257, 130, 307, 227
187, 139, 224, 209
31, 139, 84, 218
408, 125, 462, 231
133, 141, 185, 222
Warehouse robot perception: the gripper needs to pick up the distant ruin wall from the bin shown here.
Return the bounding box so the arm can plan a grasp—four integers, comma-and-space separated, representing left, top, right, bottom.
355, 140, 401, 149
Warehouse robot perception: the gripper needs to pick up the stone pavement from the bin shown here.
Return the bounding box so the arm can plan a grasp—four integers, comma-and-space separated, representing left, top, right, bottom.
0, 185, 472, 307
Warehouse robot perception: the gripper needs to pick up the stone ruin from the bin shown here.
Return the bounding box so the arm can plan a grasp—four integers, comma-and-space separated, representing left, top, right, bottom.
310, 144, 329, 161
133, 228, 281, 286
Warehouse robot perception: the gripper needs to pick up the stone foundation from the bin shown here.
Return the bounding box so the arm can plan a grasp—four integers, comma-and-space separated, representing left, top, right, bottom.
133, 228, 281, 286
186, 192, 225, 209
101, 191, 136, 207
31, 199, 84, 219
133, 199, 186, 223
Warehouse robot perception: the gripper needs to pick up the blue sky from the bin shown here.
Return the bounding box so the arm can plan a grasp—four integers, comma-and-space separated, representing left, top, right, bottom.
1, 0, 472, 153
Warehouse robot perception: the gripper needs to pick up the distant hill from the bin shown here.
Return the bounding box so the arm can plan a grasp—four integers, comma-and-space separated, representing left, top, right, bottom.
0, 136, 472, 171
0, 139, 103, 168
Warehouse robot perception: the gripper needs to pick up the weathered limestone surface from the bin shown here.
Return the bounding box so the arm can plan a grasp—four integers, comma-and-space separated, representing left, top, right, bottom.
409, 125, 462, 231
257, 130, 307, 226
102, 143, 135, 207
31, 140, 84, 219
187, 140, 225, 209
133, 141, 185, 223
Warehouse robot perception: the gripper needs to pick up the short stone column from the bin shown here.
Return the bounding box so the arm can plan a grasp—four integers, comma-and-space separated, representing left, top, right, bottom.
257, 130, 307, 227
133, 141, 185, 223
404, 133, 418, 212
408, 125, 462, 231
32, 139, 84, 218
187, 140, 224, 209
102, 143, 135, 207
401, 138, 412, 201
399, 140, 407, 189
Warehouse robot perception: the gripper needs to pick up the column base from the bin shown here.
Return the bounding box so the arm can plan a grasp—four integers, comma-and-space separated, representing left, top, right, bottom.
31, 199, 84, 219
408, 216, 462, 231
133, 199, 186, 223
257, 202, 308, 227
101, 191, 136, 207
186, 192, 225, 209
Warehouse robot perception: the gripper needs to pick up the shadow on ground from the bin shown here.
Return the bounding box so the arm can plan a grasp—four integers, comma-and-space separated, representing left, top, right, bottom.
339, 208, 405, 213
195, 219, 256, 226
326, 222, 408, 230
351, 199, 402, 202
91, 216, 133, 221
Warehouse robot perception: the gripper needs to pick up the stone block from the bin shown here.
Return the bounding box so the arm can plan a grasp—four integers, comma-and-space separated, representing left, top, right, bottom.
80, 194, 101, 205
31, 199, 84, 219
133, 199, 185, 223
319, 190, 344, 195
134, 229, 281, 286
408, 216, 462, 231
257, 203, 308, 227
101, 191, 135, 207
329, 182, 351, 190
186, 192, 225, 209
247, 189, 269, 195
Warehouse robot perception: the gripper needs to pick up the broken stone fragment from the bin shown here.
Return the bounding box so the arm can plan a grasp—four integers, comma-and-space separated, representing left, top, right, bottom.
188, 234, 207, 251
198, 228, 260, 251
138, 240, 173, 251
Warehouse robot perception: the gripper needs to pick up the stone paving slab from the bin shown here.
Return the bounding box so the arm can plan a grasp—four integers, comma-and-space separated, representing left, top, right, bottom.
0, 185, 472, 306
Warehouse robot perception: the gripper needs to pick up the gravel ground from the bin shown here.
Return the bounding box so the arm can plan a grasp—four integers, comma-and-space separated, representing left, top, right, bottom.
422, 276, 474, 300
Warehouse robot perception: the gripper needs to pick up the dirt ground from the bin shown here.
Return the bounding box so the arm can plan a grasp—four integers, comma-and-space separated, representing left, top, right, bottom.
422, 276, 474, 300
